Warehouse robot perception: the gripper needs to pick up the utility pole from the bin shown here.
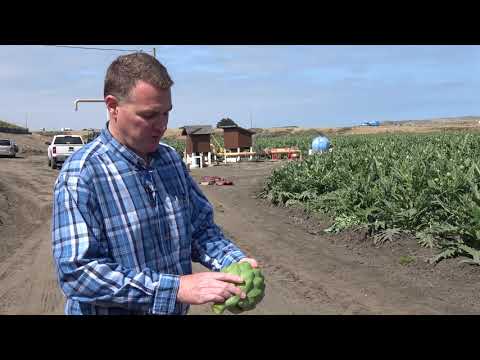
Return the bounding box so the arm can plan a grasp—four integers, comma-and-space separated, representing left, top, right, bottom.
25, 112, 28, 130
250, 111, 253, 129
153, 47, 156, 58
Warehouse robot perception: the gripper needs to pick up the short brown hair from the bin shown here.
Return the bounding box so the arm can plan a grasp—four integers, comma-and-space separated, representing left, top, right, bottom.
104, 52, 173, 101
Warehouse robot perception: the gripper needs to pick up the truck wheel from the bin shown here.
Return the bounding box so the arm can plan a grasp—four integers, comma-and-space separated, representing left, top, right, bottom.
51, 158, 57, 169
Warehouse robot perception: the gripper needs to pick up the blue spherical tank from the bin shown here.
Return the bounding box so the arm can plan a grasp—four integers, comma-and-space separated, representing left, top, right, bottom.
311, 136, 331, 153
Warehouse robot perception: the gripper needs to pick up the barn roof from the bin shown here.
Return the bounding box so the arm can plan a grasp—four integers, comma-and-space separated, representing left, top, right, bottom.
181, 125, 213, 136
221, 125, 256, 135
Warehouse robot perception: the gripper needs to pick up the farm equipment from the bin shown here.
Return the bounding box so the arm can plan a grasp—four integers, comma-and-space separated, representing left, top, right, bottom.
264, 147, 302, 161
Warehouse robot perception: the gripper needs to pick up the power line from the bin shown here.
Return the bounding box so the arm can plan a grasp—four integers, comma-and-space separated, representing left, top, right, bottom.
45, 45, 144, 52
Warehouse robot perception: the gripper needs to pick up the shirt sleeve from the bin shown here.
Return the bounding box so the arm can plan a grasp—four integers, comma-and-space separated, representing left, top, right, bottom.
52, 171, 180, 314
185, 170, 247, 270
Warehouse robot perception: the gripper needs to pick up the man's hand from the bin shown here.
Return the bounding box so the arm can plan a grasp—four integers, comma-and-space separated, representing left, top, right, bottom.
177, 272, 246, 305
239, 257, 259, 268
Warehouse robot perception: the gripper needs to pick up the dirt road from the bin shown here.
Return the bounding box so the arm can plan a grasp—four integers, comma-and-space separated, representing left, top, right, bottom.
1, 147, 480, 315
0, 154, 64, 314
188, 162, 480, 315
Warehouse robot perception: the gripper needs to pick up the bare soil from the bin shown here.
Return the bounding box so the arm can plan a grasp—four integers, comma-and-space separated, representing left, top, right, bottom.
0, 153, 64, 314
1, 130, 480, 315
188, 161, 480, 315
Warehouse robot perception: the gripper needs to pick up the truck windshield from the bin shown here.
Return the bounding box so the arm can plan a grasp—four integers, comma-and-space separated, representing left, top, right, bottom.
0, 140, 11, 146
53, 136, 83, 145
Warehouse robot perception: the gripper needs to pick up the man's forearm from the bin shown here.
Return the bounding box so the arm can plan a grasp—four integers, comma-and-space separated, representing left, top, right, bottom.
57, 259, 181, 314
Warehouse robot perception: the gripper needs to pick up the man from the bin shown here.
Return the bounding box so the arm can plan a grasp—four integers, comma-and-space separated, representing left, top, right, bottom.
52, 52, 258, 315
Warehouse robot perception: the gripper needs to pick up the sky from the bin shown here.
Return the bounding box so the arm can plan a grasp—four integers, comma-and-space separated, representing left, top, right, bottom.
0, 45, 479, 131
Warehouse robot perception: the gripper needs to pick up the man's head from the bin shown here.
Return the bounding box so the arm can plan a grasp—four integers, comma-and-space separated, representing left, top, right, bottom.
104, 52, 174, 160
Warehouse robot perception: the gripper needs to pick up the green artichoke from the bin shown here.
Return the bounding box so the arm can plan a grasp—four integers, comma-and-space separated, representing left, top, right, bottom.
211, 261, 266, 314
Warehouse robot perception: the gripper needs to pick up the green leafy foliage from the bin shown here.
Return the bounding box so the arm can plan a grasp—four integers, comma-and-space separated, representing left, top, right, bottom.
161, 138, 185, 155
261, 132, 480, 264
217, 118, 238, 128
373, 228, 403, 246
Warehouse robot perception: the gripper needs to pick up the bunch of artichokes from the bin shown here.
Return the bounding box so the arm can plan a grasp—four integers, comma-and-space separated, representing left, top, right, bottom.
211, 261, 266, 314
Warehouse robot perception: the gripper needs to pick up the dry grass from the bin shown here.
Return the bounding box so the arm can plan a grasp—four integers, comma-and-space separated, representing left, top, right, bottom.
15, 116, 480, 141
162, 118, 480, 140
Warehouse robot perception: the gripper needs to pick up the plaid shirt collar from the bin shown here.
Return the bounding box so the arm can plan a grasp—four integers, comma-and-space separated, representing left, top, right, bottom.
101, 122, 162, 169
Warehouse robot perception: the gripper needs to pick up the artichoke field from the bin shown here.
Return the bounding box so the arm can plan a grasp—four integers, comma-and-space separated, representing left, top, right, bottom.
261, 132, 480, 264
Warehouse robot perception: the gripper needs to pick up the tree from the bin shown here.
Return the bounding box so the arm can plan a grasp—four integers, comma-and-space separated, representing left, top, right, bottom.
217, 117, 238, 128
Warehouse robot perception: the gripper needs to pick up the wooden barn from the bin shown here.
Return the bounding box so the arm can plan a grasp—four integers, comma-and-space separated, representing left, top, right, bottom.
223, 126, 255, 150
220, 125, 256, 163
181, 125, 213, 168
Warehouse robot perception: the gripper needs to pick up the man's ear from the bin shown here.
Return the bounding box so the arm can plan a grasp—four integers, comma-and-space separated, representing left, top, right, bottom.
105, 95, 119, 118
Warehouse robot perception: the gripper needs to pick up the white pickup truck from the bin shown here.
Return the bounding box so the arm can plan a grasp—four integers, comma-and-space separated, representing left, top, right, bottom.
46, 134, 84, 169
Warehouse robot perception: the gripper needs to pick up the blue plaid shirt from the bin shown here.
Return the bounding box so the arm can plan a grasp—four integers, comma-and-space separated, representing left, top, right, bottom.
52, 126, 246, 315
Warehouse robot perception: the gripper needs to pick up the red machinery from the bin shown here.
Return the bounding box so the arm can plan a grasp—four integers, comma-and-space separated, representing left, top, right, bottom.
264, 147, 302, 160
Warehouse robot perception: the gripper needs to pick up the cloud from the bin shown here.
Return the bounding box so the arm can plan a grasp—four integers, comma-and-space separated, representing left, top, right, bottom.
0, 45, 479, 130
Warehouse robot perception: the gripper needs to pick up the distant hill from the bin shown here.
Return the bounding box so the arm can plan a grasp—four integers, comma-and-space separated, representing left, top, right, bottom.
382, 116, 480, 126
0, 119, 26, 130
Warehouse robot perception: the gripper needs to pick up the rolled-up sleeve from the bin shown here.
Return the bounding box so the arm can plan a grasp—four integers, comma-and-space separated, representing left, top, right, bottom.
52, 173, 181, 314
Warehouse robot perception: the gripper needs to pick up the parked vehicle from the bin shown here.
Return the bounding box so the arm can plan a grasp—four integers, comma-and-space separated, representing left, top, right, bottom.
0, 139, 19, 158
46, 135, 84, 169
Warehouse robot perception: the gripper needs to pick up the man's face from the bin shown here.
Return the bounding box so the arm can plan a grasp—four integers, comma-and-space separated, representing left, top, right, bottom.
107, 80, 172, 158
